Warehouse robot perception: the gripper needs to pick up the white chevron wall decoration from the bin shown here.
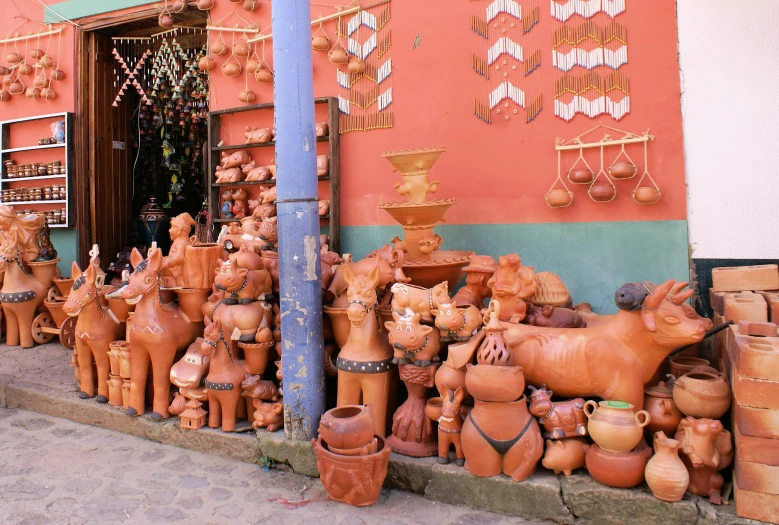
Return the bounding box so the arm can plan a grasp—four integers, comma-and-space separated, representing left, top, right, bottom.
487, 38, 524, 65
486, 0, 522, 22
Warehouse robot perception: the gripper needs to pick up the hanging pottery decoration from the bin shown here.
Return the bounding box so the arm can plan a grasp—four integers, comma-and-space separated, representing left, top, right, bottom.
608, 144, 638, 180
234, 38, 251, 58
159, 13, 174, 29
547, 149, 574, 208
51, 69, 66, 81
41, 88, 56, 100
2, 76, 12, 87
0, 90, 9, 102
211, 31, 228, 55
25, 87, 40, 99
0, 66, 8, 76
33, 72, 49, 89
9, 78, 24, 95
588, 146, 617, 202
253, 40, 273, 83
112, 48, 151, 106
347, 57, 366, 74
312, 21, 330, 51
567, 149, 594, 185
238, 89, 256, 103
38, 55, 56, 69
328, 41, 348, 64
197, 0, 215, 9
6, 52, 21, 64
633, 141, 661, 204
246, 56, 260, 74
18, 63, 33, 76
171, 0, 187, 13
244, 0, 258, 12
30, 48, 44, 59
222, 58, 242, 77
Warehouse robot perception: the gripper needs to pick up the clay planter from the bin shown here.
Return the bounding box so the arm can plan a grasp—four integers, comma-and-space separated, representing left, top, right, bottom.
237, 341, 273, 376
28, 258, 60, 287
546, 189, 573, 208
108, 296, 134, 323
318, 405, 376, 451
43, 299, 68, 328
585, 439, 652, 488
425, 397, 443, 421
672, 369, 731, 419
589, 182, 616, 202
609, 162, 637, 179
669, 356, 710, 378
584, 400, 650, 453
312, 35, 330, 51
465, 364, 524, 402
644, 382, 683, 437
313, 434, 391, 507
568, 168, 594, 184
175, 288, 209, 322
323, 306, 350, 348
645, 431, 689, 502
634, 187, 661, 204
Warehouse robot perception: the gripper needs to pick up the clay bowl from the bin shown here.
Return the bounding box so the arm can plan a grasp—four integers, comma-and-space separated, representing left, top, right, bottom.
465, 364, 525, 402
669, 356, 710, 379
634, 187, 661, 204
318, 405, 375, 450
672, 369, 731, 419
323, 306, 350, 348
382, 147, 446, 174
545, 189, 573, 208
568, 168, 594, 184
585, 439, 652, 488
52, 277, 74, 297
43, 299, 69, 328
609, 162, 637, 179
378, 200, 454, 227
175, 288, 210, 322
425, 397, 443, 421
401, 250, 473, 290
589, 182, 615, 202
237, 341, 273, 376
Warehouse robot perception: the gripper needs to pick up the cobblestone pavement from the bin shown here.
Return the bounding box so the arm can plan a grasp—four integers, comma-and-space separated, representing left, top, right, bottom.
0, 408, 544, 525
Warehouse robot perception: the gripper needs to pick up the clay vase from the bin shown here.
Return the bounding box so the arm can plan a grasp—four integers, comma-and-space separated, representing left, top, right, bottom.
546, 189, 573, 208
669, 356, 710, 378
609, 162, 637, 179
589, 181, 616, 202
645, 431, 689, 502
107, 375, 123, 407
672, 369, 731, 419
568, 168, 594, 184
584, 400, 650, 453
319, 405, 376, 451
585, 439, 652, 488
643, 381, 682, 437
233, 43, 250, 58
312, 434, 391, 507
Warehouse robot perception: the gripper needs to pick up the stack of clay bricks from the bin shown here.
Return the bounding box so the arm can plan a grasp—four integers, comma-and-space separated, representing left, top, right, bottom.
712, 264, 779, 523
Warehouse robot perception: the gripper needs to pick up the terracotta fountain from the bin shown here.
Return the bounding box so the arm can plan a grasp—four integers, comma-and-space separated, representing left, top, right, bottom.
379, 148, 473, 289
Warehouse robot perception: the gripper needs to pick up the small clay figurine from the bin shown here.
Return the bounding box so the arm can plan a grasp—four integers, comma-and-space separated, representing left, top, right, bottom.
107, 248, 134, 276
527, 385, 587, 439
390, 281, 450, 322
259, 185, 277, 204
244, 127, 272, 144
35, 222, 57, 261
436, 385, 466, 466
241, 374, 280, 401
542, 438, 589, 476
524, 304, 586, 329
213, 258, 272, 303
248, 195, 276, 220
161, 213, 196, 288
452, 255, 496, 308
258, 217, 278, 249
432, 301, 481, 342
242, 161, 272, 181
385, 309, 441, 366
317, 155, 329, 177
675, 417, 733, 505
232, 188, 248, 219
215, 165, 244, 183
220, 150, 252, 169
486, 254, 536, 323
318, 199, 330, 216
220, 190, 235, 219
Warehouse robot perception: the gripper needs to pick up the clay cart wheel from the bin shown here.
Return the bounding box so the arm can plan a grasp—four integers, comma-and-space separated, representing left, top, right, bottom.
59, 316, 77, 349
47, 286, 59, 303
31, 313, 56, 345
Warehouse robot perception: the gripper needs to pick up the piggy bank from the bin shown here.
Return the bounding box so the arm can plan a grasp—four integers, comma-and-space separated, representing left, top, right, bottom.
541, 438, 588, 476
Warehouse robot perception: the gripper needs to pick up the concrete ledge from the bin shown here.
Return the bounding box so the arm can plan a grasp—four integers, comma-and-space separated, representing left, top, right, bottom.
256, 429, 318, 477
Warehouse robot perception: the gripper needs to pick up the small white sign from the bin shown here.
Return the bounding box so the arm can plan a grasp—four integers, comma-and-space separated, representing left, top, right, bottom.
112, 141, 126, 150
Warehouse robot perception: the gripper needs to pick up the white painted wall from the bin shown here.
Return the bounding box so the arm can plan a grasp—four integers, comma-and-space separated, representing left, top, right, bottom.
679, 0, 779, 259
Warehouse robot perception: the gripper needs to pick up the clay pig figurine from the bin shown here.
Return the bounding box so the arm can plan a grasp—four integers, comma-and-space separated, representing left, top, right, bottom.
542, 438, 589, 476
432, 301, 481, 342
231, 188, 248, 219
528, 385, 587, 439
245, 127, 272, 144
241, 374, 280, 401
221, 150, 252, 169
525, 304, 586, 329
385, 309, 441, 366
315, 122, 329, 137
252, 399, 283, 431
390, 281, 450, 322
317, 154, 329, 177
487, 254, 536, 323
215, 166, 244, 183
242, 160, 272, 182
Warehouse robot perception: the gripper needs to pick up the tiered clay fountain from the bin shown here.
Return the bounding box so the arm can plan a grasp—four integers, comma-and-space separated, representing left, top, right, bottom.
379, 148, 473, 289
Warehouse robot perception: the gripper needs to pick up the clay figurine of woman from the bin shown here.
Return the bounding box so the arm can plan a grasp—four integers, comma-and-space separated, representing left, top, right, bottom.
160, 213, 196, 288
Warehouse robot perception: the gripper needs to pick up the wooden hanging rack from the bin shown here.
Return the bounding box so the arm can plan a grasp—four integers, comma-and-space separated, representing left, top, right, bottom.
555, 123, 654, 151
207, 9, 259, 33
0, 27, 63, 45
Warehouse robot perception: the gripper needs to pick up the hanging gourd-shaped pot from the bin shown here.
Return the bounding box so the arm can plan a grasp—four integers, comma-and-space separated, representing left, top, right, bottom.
312, 23, 330, 51
9, 79, 24, 95
171, 0, 187, 13
25, 87, 40, 99
211, 39, 227, 56
254, 66, 273, 83
18, 63, 33, 76
197, 0, 215, 10
246, 57, 260, 73
347, 57, 366, 74
234, 42, 250, 58
2, 76, 12, 87
30, 48, 44, 60
39, 56, 56, 69
33, 74, 49, 89
328, 43, 349, 64
40, 88, 56, 100
243, 0, 258, 12
569, 168, 593, 184
589, 180, 616, 202
6, 52, 21, 64
0, 90, 10, 102
608, 144, 638, 180
546, 188, 573, 208
51, 69, 66, 81
222, 60, 242, 77
198, 56, 215, 71
0, 66, 8, 75
633, 186, 661, 205
159, 13, 174, 29
238, 89, 256, 103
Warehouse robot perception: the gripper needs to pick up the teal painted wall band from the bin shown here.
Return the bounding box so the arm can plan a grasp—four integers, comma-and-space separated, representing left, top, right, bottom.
46, 0, 156, 23
51, 229, 78, 276
339, 220, 690, 315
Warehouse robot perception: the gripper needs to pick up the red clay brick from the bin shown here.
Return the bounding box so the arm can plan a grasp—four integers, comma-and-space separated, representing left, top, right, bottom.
710, 290, 737, 316
737, 320, 779, 337
724, 293, 768, 323
735, 403, 779, 440
735, 458, 779, 495
735, 423, 779, 466
733, 371, 779, 409
758, 291, 779, 323
734, 478, 779, 524
712, 264, 779, 292
736, 336, 779, 381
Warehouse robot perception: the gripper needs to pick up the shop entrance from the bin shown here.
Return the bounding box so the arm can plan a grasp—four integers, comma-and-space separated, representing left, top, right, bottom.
78, 12, 208, 275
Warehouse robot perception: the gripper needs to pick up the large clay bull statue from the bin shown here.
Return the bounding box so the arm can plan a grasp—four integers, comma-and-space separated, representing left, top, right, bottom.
503, 280, 710, 408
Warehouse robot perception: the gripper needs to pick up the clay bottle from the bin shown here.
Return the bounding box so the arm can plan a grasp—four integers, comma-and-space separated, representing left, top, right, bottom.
644, 431, 689, 502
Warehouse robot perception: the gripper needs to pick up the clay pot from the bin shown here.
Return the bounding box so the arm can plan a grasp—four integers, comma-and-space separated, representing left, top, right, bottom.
238, 90, 256, 103
0, 65, 7, 75
44, 300, 68, 328
108, 341, 123, 376
6, 52, 20, 64
171, 0, 187, 12
0, 90, 9, 102
609, 162, 637, 179
222, 62, 242, 77
254, 67, 273, 83
198, 56, 215, 71
246, 58, 260, 73
645, 431, 689, 502
425, 397, 443, 421
53, 277, 75, 298
568, 168, 594, 184
312, 35, 330, 51
318, 405, 376, 451
31, 48, 45, 59
41, 88, 56, 100
243, 0, 258, 12
33, 75, 49, 88
197, 0, 215, 9
328, 47, 349, 65
108, 296, 134, 323
546, 188, 573, 208
38, 56, 55, 69
672, 369, 731, 419
25, 87, 40, 99
323, 306, 350, 348
589, 182, 616, 202
237, 341, 273, 376
2, 76, 12, 87
119, 343, 132, 379
18, 64, 33, 75
634, 187, 661, 204
584, 400, 650, 453
669, 356, 710, 378
585, 439, 652, 488
107, 375, 123, 407
328, 438, 378, 457
347, 57, 366, 74
313, 434, 391, 507
159, 13, 174, 28
211, 41, 227, 56
28, 258, 59, 285
8, 80, 23, 95
644, 382, 682, 437
175, 288, 209, 322
233, 43, 250, 58
51, 69, 66, 81
465, 364, 524, 402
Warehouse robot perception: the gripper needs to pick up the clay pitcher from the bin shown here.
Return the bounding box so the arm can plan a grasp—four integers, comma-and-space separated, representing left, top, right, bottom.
118, 342, 132, 379
643, 381, 682, 436
584, 400, 650, 453
645, 431, 689, 502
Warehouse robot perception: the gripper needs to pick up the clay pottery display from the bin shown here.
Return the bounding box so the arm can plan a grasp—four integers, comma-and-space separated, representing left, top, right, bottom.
319, 405, 376, 451
159, 13, 174, 28
328, 45, 349, 64
609, 162, 637, 179
645, 431, 689, 502
634, 186, 661, 204
233, 43, 250, 58
51, 69, 66, 81
211, 41, 227, 56
643, 381, 683, 437
198, 56, 215, 71
222, 62, 242, 77
175, 288, 209, 322
585, 439, 652, 488
568, 168, 594, 184
669, 356, 710, 378
237, 341, 273, 376
254, 66, 273, 83
312, 434, 391, 507
197, 0, 215, 9
425, 397, 443, 421
545, 188, 573, 208
243, 0, 258, 12
672, 369, 731, 419
347, 57, 365, 74
465, 363, 524, 403
312, 35, 330, 51
584, 400, 650, 453
9, 80, 24, 95
107, 375, 123, 407
589, 181, 616, 202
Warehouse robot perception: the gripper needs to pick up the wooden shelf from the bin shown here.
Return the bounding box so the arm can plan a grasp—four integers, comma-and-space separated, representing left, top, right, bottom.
2, 143, 66, 154
212, 136, 328, 152
212, 176, 329, 187
1, 200, 67, 205
213, 214, 331, 223
1, 174, 67, 183
48, 224, 72, 228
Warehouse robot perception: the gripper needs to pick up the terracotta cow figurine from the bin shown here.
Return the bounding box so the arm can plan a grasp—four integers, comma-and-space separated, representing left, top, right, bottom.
527, 384, 587, 439
214, 258, 272, 304
385, 309, 442, 366
432, 301, 481, 342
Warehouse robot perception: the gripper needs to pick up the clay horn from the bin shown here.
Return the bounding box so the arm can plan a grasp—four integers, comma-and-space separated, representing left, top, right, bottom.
670, 281, 689, 295
670, 289, 695, 305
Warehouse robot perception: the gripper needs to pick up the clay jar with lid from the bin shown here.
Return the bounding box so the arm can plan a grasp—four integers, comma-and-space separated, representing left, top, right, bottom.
672, 368, 730, 419
318, 404, 375, 451
643, 381, 682, 437
584, 400, 650, 453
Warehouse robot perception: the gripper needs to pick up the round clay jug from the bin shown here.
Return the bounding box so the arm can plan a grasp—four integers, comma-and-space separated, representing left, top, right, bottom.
38, 56, 55, 69
669, 356, 710, 378
222, 62, 242, 77
211, 41, 227, 56
318, 404, 375, 450
569, 168, 594, 184
347, 57, 365, 74
198, 56, 215, 71
312, 35, 330, 51
546, 188, 572, 208
33, 75, 49, 89
51, 69, 66, 81
672, 369, 731, 419
634, 187, 661, 204
18, 64, 33, 76
6, 52, 21, 64
255, 67, 273, 83
238, 89, 256, 103
328, 47, 349, 65
30, 48, 44, 60
644, 431, 689, 502
589, 182, 616, 202
233, 43, 250, 58
584, 400, 650, 453
246, 58, 260, 73
244, 0, 258, 12
609, 162, 637, 179
25, 87, 40, 99
643, 382, 682, 436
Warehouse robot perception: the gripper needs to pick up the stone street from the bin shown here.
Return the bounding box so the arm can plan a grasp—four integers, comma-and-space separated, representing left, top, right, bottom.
0, 408, 543, 525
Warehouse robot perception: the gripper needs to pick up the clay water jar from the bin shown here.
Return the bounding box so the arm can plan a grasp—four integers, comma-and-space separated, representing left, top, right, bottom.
108, 341, 123, 376
644, 431, 689, 502
672, 369, 731, 419
318, 405, 375, 451
634, 187, 661, 204
107, 375, 123, 407
465, 364, 525, 402
312, 35, 330, 51
222, 62, 242, 77
669, 356, 710, 378
175, 288, 209, 322
643, 381, 682, 437
585, 439, 651, 488
312, 434, 391, 507
546, 189, 572, 208
254, 67, 273, 84
589, 182, 615, 202
237, 341, 273, 375
328, 47, 349, 64
568, 168, 594, 184
323, 306, 350, 348
609, 162, 637, 179
584, 400, 650, 453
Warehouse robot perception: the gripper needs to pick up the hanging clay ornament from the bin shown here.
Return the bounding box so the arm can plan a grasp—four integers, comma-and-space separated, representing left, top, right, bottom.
30, 48, 44, 59
6, 52, 20, 64
254, 66, 273, 83
608, 144, 638, 180
546, 188, 573, 208
347, 57, 365, 74
246, 58, 260, 73
328, 46, 348, 64
589, 181, 616, 202
41, 88, 56, 100
234, 43, 250, 58
9, 79, 24, 94
222, 61, 242, 77
39, 56, 56, 69
33, 74, 49, 89
51, 69, 66, 81
18, 63, 33, 76
0, 90, 10, 102
25, 87, 40, 99
0, 66, 8, 75
633, 187, 661, 204
171, 0, 187, 13
244, 0, 258, 12
159, 13, 174, 28
198, 56, 215, 71
238, 89, 256, 103
211, 41, 227, 55
197, 0, 215, 9
312, 22, 330, 51
2, 76, 12, 87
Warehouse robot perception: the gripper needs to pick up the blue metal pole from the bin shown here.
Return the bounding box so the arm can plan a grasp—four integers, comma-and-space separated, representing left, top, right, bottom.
272, 0, 325, 441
